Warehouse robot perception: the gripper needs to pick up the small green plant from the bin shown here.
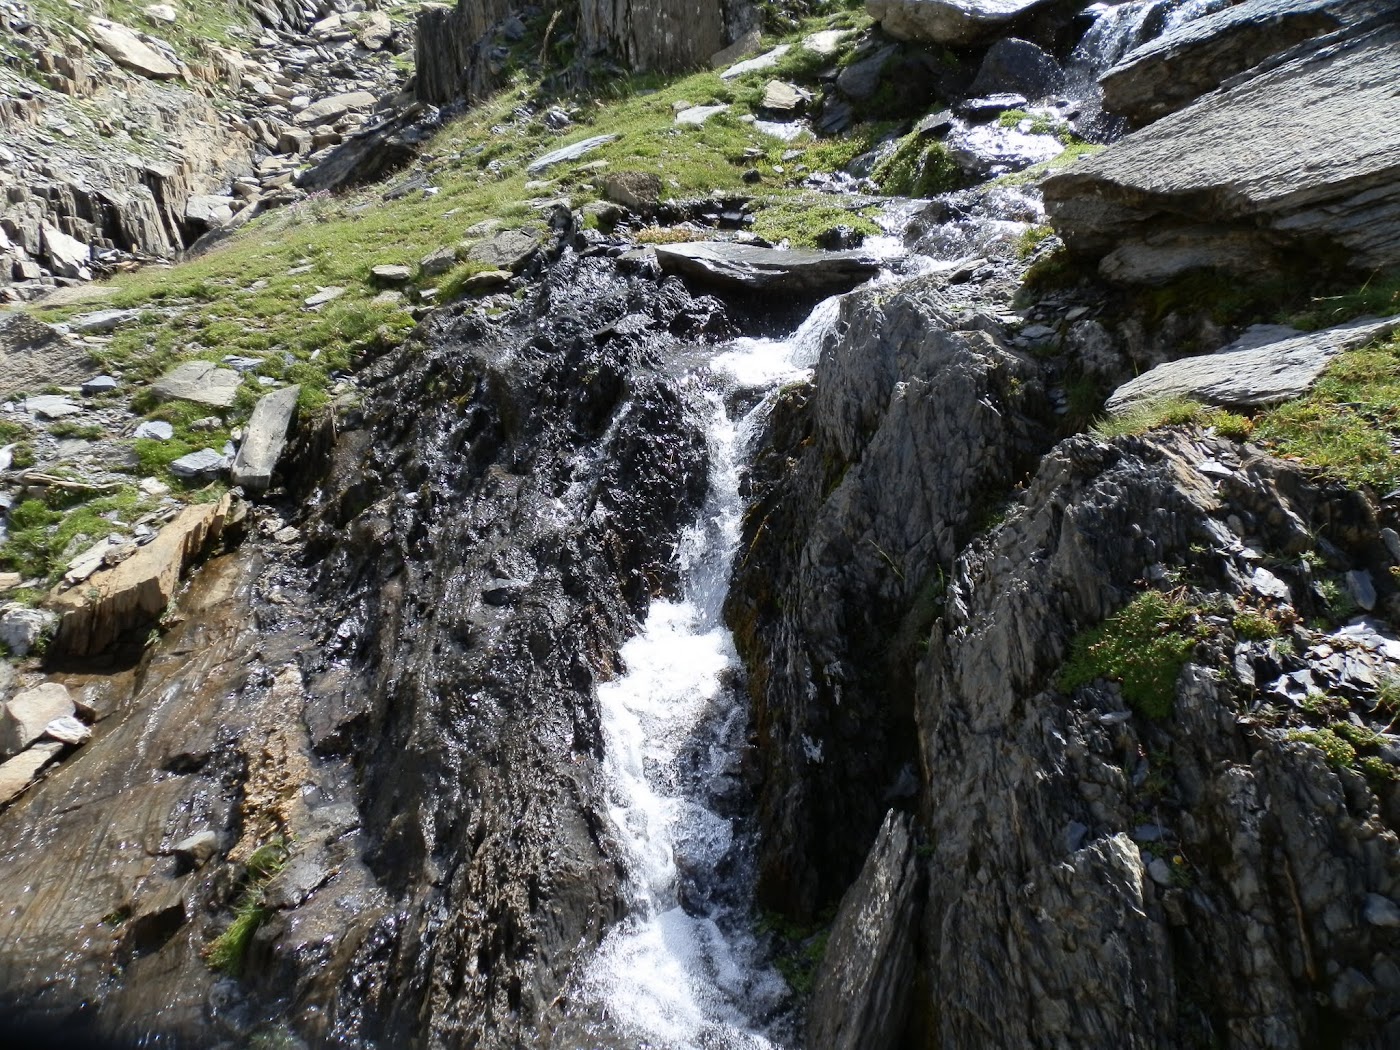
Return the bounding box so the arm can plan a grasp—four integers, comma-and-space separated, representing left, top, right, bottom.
871, 133, 966, 198
1094, 398, 1252, 441
1233, 609, 1281, 641
1059, 590, 1198, 719
1286, 727, 1356, 769
1016, 224, 1054, 260
1315, 578, 1359, 622
48, 421, 106, 440
1361, 755, 1399, 782
205, 838, 289, 977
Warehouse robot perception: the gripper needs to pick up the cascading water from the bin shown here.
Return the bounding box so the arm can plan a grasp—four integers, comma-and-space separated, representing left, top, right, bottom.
575, 298, 844, 1049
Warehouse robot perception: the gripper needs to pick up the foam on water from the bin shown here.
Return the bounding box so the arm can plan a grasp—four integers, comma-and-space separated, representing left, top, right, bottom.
579, 297, 844, 1049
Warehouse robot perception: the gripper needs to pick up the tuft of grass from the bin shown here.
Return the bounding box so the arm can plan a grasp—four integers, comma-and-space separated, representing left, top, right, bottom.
871, 132, 966, 198
205, 839, 289, 977
1233, 609, 1282, 641
1094, 397, 1252, 441
1016, 224, 1054, 260
1286, 727, 1356, 769
749, 198, 880, 248
1059, 590, 1198, 719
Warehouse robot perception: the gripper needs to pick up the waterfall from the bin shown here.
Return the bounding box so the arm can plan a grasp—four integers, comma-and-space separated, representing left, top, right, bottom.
575, 299, 843, 1048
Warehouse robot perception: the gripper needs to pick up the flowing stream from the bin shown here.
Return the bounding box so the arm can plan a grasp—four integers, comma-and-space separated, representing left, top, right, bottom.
577, 299, 843, 1048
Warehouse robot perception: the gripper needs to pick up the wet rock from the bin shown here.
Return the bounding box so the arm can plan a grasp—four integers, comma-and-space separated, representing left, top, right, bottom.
1045, 20, 1400, 281
968, 37, 1065, 100
1, 683, 75, 756
653, 242, 880, 294
88, 17, 181, 79
43, 715, 91, 746
0, 741, 63, 806
954, 92, 1027, 119
1105, 316, 1400, 412
49, 494, 239, 658
171, 830, 220, 869
526, 134, 618, 174
152, 361, 241, 408
914, 108, 955, 138
602, 171, 662, 212
807, 811, 922, 1050
464, 230, 541, 273
231, 384, 300, 494
867, 0, 1059, 46
1100, 0, 1343, 127
169, 448, 226, 480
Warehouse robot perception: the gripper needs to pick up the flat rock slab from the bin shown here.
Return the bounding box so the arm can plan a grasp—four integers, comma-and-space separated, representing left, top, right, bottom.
1105, 316, 1400, 413
1101, 0, 1342, 126
720, 44, 791, 79
1, 684, 75, 757
24, 395, 81, 420
294, 91, 377, 126
464, 230, 541, 273
866, 0, 1058, 46
675, 105, 729, 126
370, 264, 412, 283
169, 448, 227, 480
527, 134, 618, 173
304, 286, 346, 308
152, 360, 241, 408
0, 741, 63, 807
654, 242, 881, 294
231, 384, 300, 493
88, 17, 180, 79
1045, 20, 1400, 281
70, 309, 142, 334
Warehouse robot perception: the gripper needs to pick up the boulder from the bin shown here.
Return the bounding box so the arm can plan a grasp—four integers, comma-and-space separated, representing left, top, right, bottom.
88, 18, 180, 79
526, 134, 618, 174
1044, 20, 1400, 282
0, 684, 75, 757
0, 605, 57, 658
761, 80, 811, 115
184, 195, 235, 229
602, 171, 662, 212
169, 448, 227, 480
151, 360, 241, 408
0, 741, 63, 806
294, 91, 377, 127
1100, 0, 1343, 127
968, 37, 1065, 100
806, 811, 923, 1050
464, 230, 541, 273
48, 494, 238, 658
41, 224, 90, 280
653, 242, 881, 294
1105, 316, 1400, 413
231, 384, 300, 493
356, 10, 393, 50
866, 0, 1059, 47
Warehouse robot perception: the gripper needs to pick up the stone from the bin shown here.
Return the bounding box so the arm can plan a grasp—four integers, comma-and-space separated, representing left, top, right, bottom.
835, 44, 898, 100
41, 224, 90, 279
65, 540, 118, 586
0, 605, 56, 658
461, 270, 513, 294
294, 91, 377, 127
143, 4, 178, 23
43, 716, 90, 747
231, 385, 300, 493
356, 10, 393, 50
1100, 0, 1343, 127
1363, 893, 1400, 928
653, 242, 881, 294
578, 0, 725, 75
24, 395, 81, 420
1346, 569, 1377, 613
761, 80, 810, 115
278, 127, 311, 155
720, 45, 792, 80
171, 830, 220, 869
675, 104, 729, 126
866, 0, 1059, 47
134, 420, 174, 440
80, 376, 118, 396
711, 28, 762, 68
49, 494, 237, 658
70, 309, 141, 334
464, 230, 541, 273
0, 741, 63, 806
806, 811, 922, 1050
968, 37, 1065, 100
88, 17, 180, 79
419, 246, 458, 277
169, 448, 226, 480
914, 109, 956, 138
1045, 20, 1400, 281
0, 573, 21, 594
371, 264, 412, 284
184, 195, 234, 229
803, 29, 850, 56
1, 684, 75, 756
601, 171, 662, 212
527, 134, 619, 173
152, 361, 241, 408
1105, 316, 1400, 413
304, 286, 346, 308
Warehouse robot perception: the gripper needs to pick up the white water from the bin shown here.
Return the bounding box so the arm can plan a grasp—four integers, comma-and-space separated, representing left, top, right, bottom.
579, 299, 842, 1048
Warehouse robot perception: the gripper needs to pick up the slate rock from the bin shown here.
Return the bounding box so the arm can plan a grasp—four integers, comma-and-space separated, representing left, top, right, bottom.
719, 45, 790, 80
231, 385, 300, 494
171, 830, 221, 869
867, 0, 1059, 47
81, 375, 119, 396
1, 683, 75, 757
88, 17, 180, 79
70, 309, 141, 334
169, 448, 226, 480
41, 224, 90, 280
294, 91, 377, 127
675, 105, 729, 126
0, 606, 57, 659
371, 264, 412, 284
526, 134, 618, 174
465, 230, 541, 273
134, 420, 174, 440
43, 716, 91, 747
0, 741, 63, 806
968, 37, 1065, 100
24, 395, 81, 420
152, 361, 241, 408
601, 171, 662, 212
653, 242, 881, 294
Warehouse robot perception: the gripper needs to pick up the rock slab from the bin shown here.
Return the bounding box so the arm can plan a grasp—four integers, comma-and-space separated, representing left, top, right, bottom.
1, 684, 75, 757
152, 361, 241, 408
88, 18, 180, 80
231, 385, 300, 493
653, 242, 881, 294
866, 0, 1058, 46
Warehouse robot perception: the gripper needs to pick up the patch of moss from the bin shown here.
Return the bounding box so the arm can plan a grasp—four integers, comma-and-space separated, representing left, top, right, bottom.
1286, 727, 1356, 769
870, 132, 966, 197
749, 197, 880, 248
1059, 590, 1199, 719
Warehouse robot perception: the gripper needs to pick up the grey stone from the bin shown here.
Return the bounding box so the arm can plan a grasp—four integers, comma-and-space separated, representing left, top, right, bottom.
867, 0, 1059, 47
675, 105, 729, 126
419, 246, 458, 276
1, 684, 75, 756
168, 448, 227, 480
1045, 21, 1400, 281
231, 385, 300, 493
835, 45, 898, 101
1105, 316, 1400, 412
42, 716, 90, 747
88, 17, 180, 79
171, 830, 220, 868
81, 376, 118, 396
914, 109, 956, 138
464, 230, 541, 273
1346, 570, 1377, 612
711, 28, 762, 68
1251, 567, 1291, 602
653, 242, 880, 294
152, 361, 241, 408
294, 91, 377, 127
371, 264, 412, 284
356, 10, 393, 50
303, 286, 346, 309
184, 195, 235, 229
41, 224, 90, 280
803, 29, 850, 57
134, 420, 174, 440
526, 135, 618, 174
1147, 857, 1174, 886
719, 45, 791, 80
761, 80, 810, 115
601, 171, 662, 212
24, 395, 81, 419
70, 309, 141, 334
0, 741, 63, 806
1101, 0, 1343, 127
968, 38, 1066, 100
1364, 893, 1400, 928
0, 606, 56, 658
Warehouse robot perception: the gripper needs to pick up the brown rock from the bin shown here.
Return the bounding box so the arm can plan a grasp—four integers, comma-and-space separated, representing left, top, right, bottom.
1, 684, 76, 757
0, 742, 64, 806
601, 171, 663, 213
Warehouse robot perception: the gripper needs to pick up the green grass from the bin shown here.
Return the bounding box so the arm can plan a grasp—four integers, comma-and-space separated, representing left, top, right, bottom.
1094, 397, 1252, 441
1233, 610, 1281, 641
0, 487, 148, 581
1253, 333, 1400, 491
1287, 727, 1356, 770
206, 839, 289, 977
870, 132, 966, 198
1059, 590, 1199, 719
749, 197, 880, 248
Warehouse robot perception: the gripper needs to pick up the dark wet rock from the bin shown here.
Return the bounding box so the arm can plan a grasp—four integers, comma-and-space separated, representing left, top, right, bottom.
954, 91, 1028, 118
1100, 0, 1343, 127
1105, 316, 1400, 413
968, 37, 1065, 100
653, 242, 880, 294
867, 0, 1059, 46
1044, 19, 1400, 281
727, 273, 1051, 917
806, 810, 922, 1050
231, 385, 300, 494
913, 108, 955, 138
152, 360, 241, 409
